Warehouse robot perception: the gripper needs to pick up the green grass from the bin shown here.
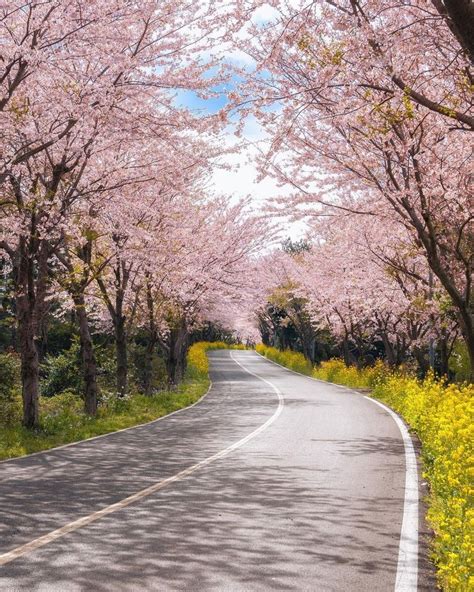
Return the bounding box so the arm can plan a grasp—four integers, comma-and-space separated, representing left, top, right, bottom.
0, 377, 209, 461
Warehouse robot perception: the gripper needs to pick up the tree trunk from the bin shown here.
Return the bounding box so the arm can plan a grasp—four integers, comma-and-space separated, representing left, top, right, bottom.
464, 330, 474, 382
413, 346, 429, 378
342, 335, 356, 366
143, 277, 157, 396
143, 337, 156, 396
381, 332, 396, 367
402, 199, 474, 380
115, 315, 128, 396
434, 0, 474, 63
165, 324, 188, 386
451, 306, 474, 381
15, 238, 41, 429
17, 301, 39, 428
73, 293, 99, 415
439, 334, 450, 378
301, 334, 313, 362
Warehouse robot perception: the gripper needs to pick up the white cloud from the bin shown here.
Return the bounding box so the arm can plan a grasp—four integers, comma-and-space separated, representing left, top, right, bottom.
209, 116, 307, 239
250, 4, 280, 24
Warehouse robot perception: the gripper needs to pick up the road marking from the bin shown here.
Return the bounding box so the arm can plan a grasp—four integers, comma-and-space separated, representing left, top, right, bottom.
0, 353, 283, 567
255, 351, 419, 591
364, 396, 418, 592
229, 351, 286, 401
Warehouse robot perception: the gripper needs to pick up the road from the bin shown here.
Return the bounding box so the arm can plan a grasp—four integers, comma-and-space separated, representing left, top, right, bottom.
0, 350, 430, 591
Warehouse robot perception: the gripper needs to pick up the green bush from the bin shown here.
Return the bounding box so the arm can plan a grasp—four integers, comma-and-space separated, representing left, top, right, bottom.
41, 339, 82, 397
40, 390, 84, 434
449, 341, 472, 383
0, 351, 19, 397
0, 352, 21, 425
130, 342, 167, 393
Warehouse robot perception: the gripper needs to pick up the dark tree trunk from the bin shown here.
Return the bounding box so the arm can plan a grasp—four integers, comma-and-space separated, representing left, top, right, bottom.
301, 335, 314, 362
413, 346, 429, 378
381, 332, 396, 367
165, 324, 189, 386
115, 315, 128, 397
342, 335, 356, 366
165, 354, 177, 386
439, 335, 450, 378
143, 277, 157, 396
143, 337, 156, 396
465, 331, 474, 382
73, 293, 99, 415
433, 0, 474, 63
15, 237, 44, 429
96, 255, 131, 398
17, 300, 39, 428
342, 337, 350, 366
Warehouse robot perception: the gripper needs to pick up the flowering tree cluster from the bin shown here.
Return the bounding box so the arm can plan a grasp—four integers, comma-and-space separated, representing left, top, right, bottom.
232, 0, 473, 376
258, 219, 459, 375
1, 1, 472, 427
0, 1, 264, 428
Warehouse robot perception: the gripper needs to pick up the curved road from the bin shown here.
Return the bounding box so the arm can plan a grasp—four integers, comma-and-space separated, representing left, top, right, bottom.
0, 350, 431, 591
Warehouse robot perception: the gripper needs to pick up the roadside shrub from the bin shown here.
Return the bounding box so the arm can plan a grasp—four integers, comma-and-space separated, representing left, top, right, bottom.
130, 342, 167, 393
0, 352, 21, 424
449, 341, 472, 383
40, 390, 84, 434
312, 358, 390, 388
41, 340, 82, 397
0, 351, 19, 396
98, 389, 133, 414
256, 344, 313, 375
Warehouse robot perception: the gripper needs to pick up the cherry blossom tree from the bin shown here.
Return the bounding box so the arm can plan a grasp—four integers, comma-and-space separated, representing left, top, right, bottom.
148, 197, 268, 384
0, 0, 229, 426
232, 0, 473, 375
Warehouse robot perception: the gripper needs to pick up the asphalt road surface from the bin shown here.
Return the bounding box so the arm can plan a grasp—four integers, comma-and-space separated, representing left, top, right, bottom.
0, 350, 432, 591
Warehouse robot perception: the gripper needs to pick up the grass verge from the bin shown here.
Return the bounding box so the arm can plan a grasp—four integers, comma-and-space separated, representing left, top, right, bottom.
256, 343, 474, 592
0, 341, 245, 462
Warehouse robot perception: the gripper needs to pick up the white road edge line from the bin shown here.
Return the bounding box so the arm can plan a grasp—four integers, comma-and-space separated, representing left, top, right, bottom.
0, 351, 283, 567
256, 351, 419, 592
363, 396, 419, 592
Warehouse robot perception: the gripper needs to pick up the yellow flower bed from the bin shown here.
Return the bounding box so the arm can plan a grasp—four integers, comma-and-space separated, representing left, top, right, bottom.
256, 343, 473, 590
256, 343, 313, 375
373, 376, 474, 591
312, 358, 390, 388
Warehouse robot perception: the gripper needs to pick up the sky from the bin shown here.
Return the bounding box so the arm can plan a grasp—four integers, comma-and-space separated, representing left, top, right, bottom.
174, 3, 306, 241
175, 81, 306, 241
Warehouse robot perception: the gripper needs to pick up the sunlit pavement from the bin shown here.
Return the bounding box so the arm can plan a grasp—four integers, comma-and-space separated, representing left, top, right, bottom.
0, 351, 435, 591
